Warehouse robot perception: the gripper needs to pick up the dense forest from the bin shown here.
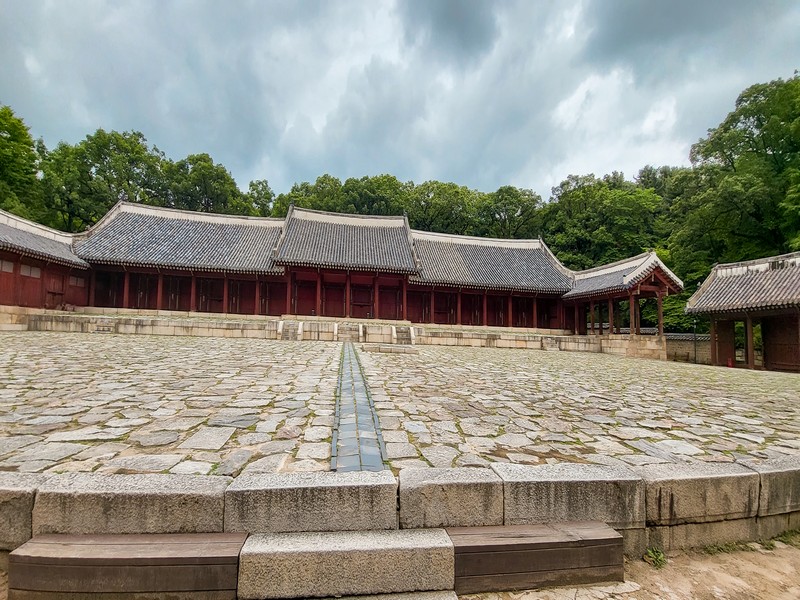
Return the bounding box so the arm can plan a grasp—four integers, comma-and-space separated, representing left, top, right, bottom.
1, 75, 799, 332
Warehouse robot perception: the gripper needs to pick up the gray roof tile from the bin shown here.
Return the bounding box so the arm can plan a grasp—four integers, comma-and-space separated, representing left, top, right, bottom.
75, 203, 283, 274
410, 231, 573, 293
274, 207, 417, 273
686, 252, 800, 314
0, 210, 87, 268
563, 252, 683, 299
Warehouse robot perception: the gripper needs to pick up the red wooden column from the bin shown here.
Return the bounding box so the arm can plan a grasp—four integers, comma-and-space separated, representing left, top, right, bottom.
254, 278, 261, 315
316, 272, 322, 317
533, 297, 538, 329
13, 261, 21, 305
746, 315, 755, 369
590, 300, 596, 335
190, 274, 197, 312
401, 278, 407, 321
89, 270, 97, 307
574, 304, 579, 335
122, 271, 130, 309
373, 276, 379, 320
709, 318, 718, 366
345, 272, 351, 318
507, 295, 513, 327
657, 293, 664, 336
156, 274, 163, 310
607, 299, 614, 335
456, 290, 462, 325
635, 298, 641, 334
628, 294, 635, 336
429, 290, 435, 323
222, 276, 229, 313
482, 290, 488, 326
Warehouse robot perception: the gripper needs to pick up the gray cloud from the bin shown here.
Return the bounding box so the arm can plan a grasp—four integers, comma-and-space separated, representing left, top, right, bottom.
1, 0, 798, 202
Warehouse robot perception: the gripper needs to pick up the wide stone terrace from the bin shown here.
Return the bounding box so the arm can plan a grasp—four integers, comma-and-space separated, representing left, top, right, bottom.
1, 331, 799, 476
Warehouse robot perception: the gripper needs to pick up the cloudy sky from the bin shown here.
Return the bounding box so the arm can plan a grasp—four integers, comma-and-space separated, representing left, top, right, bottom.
1, 0, 798, 199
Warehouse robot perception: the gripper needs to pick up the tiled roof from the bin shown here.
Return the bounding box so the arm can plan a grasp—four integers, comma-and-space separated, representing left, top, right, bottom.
0, 209, 87, 268
686, 252, 800, 314
410, 231, 573, 293
75, 203, 284, 274
563, 252, 683, 299
274, 206, 417, 273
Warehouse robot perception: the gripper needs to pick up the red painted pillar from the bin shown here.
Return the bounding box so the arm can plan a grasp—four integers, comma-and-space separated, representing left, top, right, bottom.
285, 271, 293, 314
482, 290, 488, 326
373, 276, 379, 320
746, 315, 755, 369
222, 276, 229, 313
122, 271, 130, 309
507, 295, 513, 327
590, 300, 596, 335
401, 278, 407, 321
89, 270, 97, 307
456, 290, 462, 325
345, 272, 351, 318
255, 278, 261, 315
533, 297, 538, 329
156, 274, 163, 310
316, 271, 322, 317
629, 294, 635, 336
607, 299, 614, 335
430, 289, 435, 323
635, 297, 641, 334
709, 318, 717, 366
190, 274, 196, 312
574, 304, 579, 335
657, 293, 664, 336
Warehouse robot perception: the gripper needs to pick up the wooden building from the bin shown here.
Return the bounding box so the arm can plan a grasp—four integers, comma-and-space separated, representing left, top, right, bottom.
1, 202, 684, 334
686, 252, 800, 372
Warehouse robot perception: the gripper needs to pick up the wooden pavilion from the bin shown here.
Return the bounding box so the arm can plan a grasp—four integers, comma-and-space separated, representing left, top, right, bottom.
686, 252, 800, 372
1, 202, 683, 335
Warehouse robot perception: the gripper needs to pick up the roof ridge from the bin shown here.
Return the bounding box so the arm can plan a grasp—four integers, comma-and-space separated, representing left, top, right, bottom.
411, 229, 544, 248
0, 208, 77, 244
573, 251, 653, 278
290, 206, 407, 225
710, 251, 800, 274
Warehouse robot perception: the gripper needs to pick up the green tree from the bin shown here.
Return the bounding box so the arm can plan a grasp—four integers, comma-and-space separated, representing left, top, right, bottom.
246, 179, 275, 217
402, 180, 481, 234
165, 153, 250, 215
474, 185, 542, 239
0, 105, 42, 219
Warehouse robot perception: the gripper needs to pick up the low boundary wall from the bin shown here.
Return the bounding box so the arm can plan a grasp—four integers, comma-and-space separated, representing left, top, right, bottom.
3, 459, 799, 558
0, 305, 668, 361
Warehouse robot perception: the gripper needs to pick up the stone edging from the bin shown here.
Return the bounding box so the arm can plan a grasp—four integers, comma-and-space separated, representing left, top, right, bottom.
2, 459, 800, 556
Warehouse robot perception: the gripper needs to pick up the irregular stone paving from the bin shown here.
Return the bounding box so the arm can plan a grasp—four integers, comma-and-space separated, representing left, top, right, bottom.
332, 342, 387, 472
0, 332, 340, 476
357, 345, 800, 471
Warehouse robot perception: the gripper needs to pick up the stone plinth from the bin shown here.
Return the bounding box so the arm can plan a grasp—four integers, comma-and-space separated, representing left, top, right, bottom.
492, 463, 645, 530
238, 529, 454, 599
32, 473, 230, 535
0, 473, 47, 550
225, 471, 398, 533
742, 457, 800, 516
399, 467, 502, 528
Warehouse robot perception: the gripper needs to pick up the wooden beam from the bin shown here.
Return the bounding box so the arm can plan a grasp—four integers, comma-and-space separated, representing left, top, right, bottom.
746, 315, 755, 369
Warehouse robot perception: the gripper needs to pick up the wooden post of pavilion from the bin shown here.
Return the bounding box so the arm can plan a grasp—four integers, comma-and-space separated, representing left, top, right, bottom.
316, 272, 322, 317
657, 293, 664, 336
89, 270, 97, 307
574, 304, 579, 335
746, 315, 755, 369
456, 289, 462, 325
373, 276, 379, 320
156, 273, 163, 310
190, 274, 196, 312
122, 271, 130, 309
401, 278, 407, 321
429, 289, 435, 323
254, 277, 261, 315
482, 290, 488, 326
507, 294, 513, 327
635, 297, 641, 334
628, 294, 635, 336
286, 270, 293, 314
709, 318, 718, 366
345, 272, 351, 318
607, 299, 614, 335
533, 297, 538, 329
222, 275, 229, 313
590, 300, 595, 334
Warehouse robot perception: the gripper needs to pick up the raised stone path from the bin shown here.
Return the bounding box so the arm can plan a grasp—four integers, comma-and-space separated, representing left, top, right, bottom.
331, 342, 387, 472
1, 331, 800, 476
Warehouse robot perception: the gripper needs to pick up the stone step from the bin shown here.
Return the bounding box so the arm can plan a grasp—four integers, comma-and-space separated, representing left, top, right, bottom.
304, 594, 457, 600
338, 323, 361, 342
238, 529, 454, 599
281, 322, 299, 341
447, 522, 623, 595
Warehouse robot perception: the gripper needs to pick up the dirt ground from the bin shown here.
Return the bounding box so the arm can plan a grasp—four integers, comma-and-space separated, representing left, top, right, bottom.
1, 541, 799, 599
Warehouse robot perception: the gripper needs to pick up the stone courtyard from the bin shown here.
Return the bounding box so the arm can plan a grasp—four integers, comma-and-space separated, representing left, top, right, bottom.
1, 331, 800, 476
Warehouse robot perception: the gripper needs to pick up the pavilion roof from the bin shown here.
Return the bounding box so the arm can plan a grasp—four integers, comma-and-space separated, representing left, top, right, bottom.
686, 251, 800, 315
0, 209, 88, 269
409, 230, 573, 293
562, 252, 683, 300
273, 206, 417, 273
74, 202, 284, 274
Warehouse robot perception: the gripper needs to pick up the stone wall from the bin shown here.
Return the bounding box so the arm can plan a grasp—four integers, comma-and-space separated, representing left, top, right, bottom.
667, 338, 711, 365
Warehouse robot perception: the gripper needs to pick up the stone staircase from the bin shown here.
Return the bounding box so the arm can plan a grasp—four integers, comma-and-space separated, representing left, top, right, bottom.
337, 323, 361, 342
395, 325, 413, 345
542, 336, 561, 351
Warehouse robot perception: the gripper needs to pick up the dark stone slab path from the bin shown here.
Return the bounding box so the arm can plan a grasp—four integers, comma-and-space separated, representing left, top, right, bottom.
331, 342, 387, 472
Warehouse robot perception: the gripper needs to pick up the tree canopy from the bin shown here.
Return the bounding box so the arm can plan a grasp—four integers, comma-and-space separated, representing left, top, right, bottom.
1, 74, 798, 332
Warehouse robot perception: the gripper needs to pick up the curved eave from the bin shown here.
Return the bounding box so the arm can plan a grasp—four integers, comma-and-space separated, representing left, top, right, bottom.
275, 258, 417, 275
408, 276, 570, 295
84, 258, 284, 276
0, 241, 89, 270
562, 285, 628, 301
685, 301, 800, 315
